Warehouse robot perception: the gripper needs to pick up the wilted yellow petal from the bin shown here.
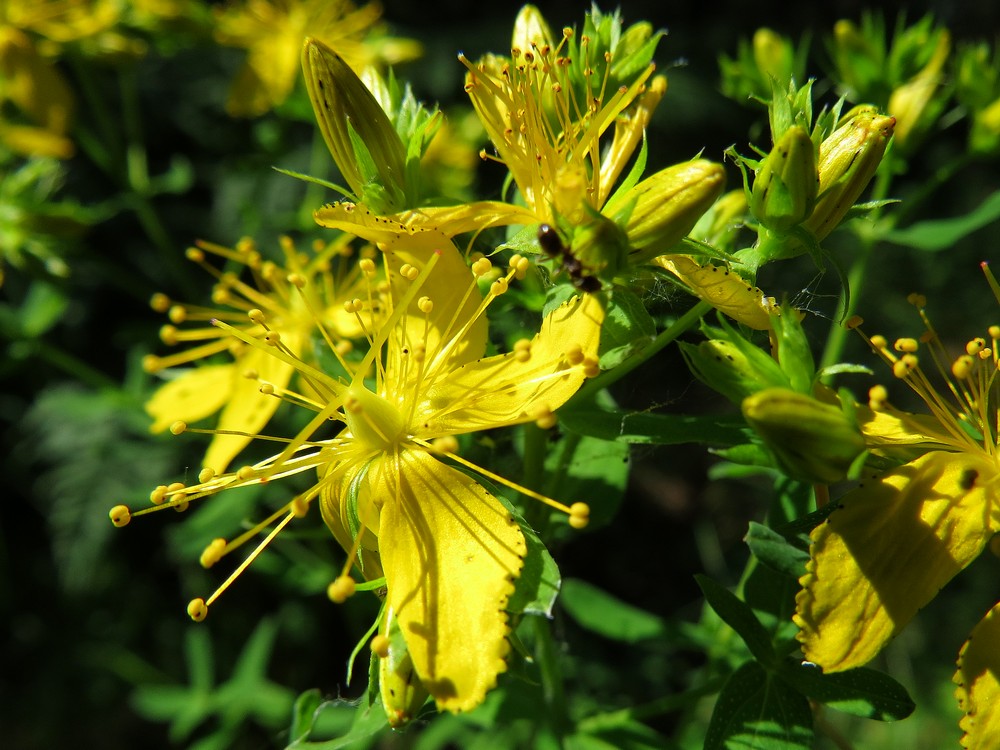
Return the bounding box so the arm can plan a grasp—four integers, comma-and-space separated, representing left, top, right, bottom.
145, 364, 234, 433
954, 603, 1000, 749
795, 451, 1000, 672
423, 293, 603, 434
657, 256, 777, 330
375, 450, 526, 713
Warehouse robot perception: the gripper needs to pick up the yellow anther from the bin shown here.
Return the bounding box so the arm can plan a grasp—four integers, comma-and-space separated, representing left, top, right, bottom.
185, 246, 205, 262
906, 293, 927, 308
159, 325, 178, 345
513, 339, 531, 363
532, 405, 557, 430
893, 338, 919, 353
168, 305, 187, 324
198, 467, 215, 483
870, 334, 888, 350
490, 278, 509, 296
187, 598, 208, 622
412, 343, 426, 363
868, 384, 889, 410
288, 273, 306, 288
264, 331, 281, 346
892, 354, 918, 379
565, 344, 585, 365
417, 296, 434, 314
150, 485, 169, 505
199, 538, 227, 568
568, 502, 590, 530
327, 575, 356, 603
260, 383, 275, 395
248, 308, 266, 324
236, 465, 256, 481
472, 257, 493, 277
844, 315, 864, 330
242, 368, 259, 380
291, 496, 309, 518
583, 356, 601, 379
370, 634, 390, 658
344, 298, 362, 314
212, 288, 231, 305
980, 348, 993, 360
173, 500, 189, 513
109, 505, 131, 528
967, 338, 986, 355
431, 435, 460, 454
359, 258, 377, 276
400, 264, 420, 281
989, 325, 1000, 340
952, 355, 975, 379
142, 354, 161, 373
170, 421, 187, 435
150, 293, 171, 312
335, 340, 353, 356
509, 254, 530, 279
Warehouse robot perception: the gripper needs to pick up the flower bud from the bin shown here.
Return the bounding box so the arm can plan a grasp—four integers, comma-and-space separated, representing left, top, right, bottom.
512, 4, 556, 52
302, 37, 407, 213
752, 28, 795, 86
681, 336, 787, 403
568, 211, 631, 281
749, 125, 818, 232
887, 30, 950, 150
741, 387, 867, 484
970, 95, 1000, 155
608, 159, 726, 264
804, 109, 895, 242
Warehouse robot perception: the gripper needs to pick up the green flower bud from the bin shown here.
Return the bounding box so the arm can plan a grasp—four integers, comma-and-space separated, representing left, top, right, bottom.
691, 189, 748, 251
752, 28, 795, 87
302, 37, 408, 213
887, 29, 950, 151
741, 387, 867, 484
971, 95, 1000, 155
804, 108, 895, 242
568, 211, 631, 281
608, 159, 726, 264
749, 125, 818, 232
680, 333, 788, 403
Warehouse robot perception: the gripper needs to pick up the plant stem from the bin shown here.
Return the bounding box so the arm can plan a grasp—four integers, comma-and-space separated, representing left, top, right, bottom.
531, 615, 569, 739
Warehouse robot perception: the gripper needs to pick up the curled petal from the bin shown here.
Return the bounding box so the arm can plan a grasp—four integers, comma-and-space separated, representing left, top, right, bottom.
954, 602, 1000, 749
146, 364, 234, 433
795, 451, 1000, 672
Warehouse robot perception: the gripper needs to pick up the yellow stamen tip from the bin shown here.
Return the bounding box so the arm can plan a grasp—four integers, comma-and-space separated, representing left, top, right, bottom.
265, 331, 281, 346
868, 384, 889, 410
150, 293, 171, 313
893, 337, 919, 353
150, 485, 169, 505
472, 258, 493, 277
110, 505, 131, 527
291, 496, 309, 518
844, 315, 863, 330
490, 278, 509, 296
359, 258, 376, 276
327, 575, 356, 603
236, 466, 256, 481
260, 383, 275, 396
370, 634, 390, 658
952, 355, 974, 379
431, 435, 460, 454
198, 468, 216, 483
199, 538, 226, 568
248, 309, 266, 324
142, 354, 161, 373
187, 598, 208, 622
170, 421, 187, 435
568, 502, 590, 529
966, 337, 986, 355
417, 296, 434, 314
288, 273, 306, 288
906, 292, 926, 308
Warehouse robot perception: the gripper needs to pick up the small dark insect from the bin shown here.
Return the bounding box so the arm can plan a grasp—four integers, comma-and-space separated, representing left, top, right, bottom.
537, 224, 602, 292
959, 468, 978, 491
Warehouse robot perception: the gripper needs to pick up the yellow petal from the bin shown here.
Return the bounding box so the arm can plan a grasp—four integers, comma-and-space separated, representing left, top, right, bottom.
145, 364, 234, 433
382, 231, 488, 381
795, 451, 999, 672
317, 455, 385, 581
856, 405, 954, 455
422, 293, 604, 434
375, 449, 526, 713
656, 255, 777, 330
954, 602, 1000, 749
202, 339, 299, 474
313, 200, 538, 243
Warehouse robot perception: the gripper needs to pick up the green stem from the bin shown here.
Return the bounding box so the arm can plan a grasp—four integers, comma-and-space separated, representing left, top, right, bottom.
531, 615, 569, 740
520, 423, 550, 533
569, 299, 712, 407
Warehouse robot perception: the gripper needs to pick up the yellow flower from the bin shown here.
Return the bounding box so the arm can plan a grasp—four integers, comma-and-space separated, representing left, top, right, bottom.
113, 231, 603, 715
143, 234, 369, 474
214, 0, 421, 118
794, 266, 1000, 747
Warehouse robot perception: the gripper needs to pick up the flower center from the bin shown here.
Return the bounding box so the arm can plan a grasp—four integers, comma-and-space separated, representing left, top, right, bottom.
344, 381, 407, 450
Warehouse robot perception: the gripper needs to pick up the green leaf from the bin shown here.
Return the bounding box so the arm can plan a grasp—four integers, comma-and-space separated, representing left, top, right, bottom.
288, 697, 388, 749
696, 575, 775, 666
778, 662, 915, 721
289, 689, 324, 745
598, 288, 657, 369
560, 578, 668, 643
705, 662, 813, 750
560, 404, 751, 446
505, 510, 562, 618
881, 189, 1000, 251
744, 522, 810, 579
543, 430, 630, 530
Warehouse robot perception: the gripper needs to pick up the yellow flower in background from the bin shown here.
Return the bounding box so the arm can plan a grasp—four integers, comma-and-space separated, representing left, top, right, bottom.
794, 265, 1000, 748
214, 0, 421, 118
113, 231, 602, 716
143, 234, 370, 474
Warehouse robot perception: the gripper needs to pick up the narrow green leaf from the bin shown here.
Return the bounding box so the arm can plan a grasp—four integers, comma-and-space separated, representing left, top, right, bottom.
881, 189, 1000, 251
696, 575, 775, 666
705, 662, 813, 750
289, 689, 323, 745
559, 405, 751, 446
744, 522, 810, 579
779, 662, 915, 721
560, 578, 668, 643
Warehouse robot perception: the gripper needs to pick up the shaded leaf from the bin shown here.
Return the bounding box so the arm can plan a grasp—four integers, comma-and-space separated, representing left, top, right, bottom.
560, 578, 668, 643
